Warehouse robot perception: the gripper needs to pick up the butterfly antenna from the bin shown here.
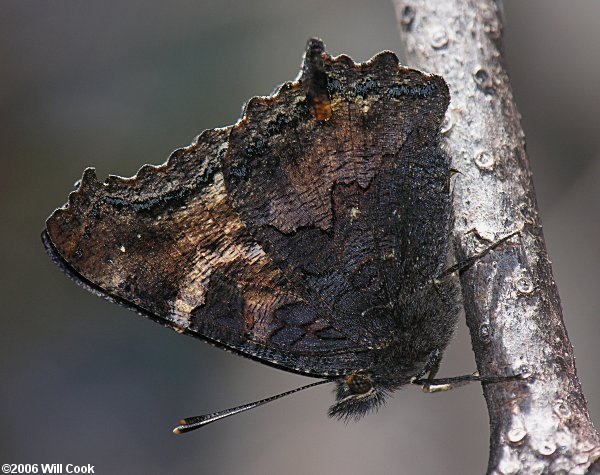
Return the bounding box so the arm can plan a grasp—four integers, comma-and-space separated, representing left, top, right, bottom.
173, 379, 329, 434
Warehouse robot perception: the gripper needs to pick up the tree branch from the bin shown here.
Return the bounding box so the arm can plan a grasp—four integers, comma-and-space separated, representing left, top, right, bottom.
392, 0, 600, 473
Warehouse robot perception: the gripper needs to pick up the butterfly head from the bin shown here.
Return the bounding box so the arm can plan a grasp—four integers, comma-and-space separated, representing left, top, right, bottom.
328, 373, 393, 422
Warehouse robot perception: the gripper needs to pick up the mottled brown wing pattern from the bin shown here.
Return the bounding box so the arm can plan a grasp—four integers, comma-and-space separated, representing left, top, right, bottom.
43, 129, 371, 377
43, 39, 451, 379
223, 42, 451, 348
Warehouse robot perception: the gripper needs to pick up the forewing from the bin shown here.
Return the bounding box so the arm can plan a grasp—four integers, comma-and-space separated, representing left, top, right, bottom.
223, 42, 451, 347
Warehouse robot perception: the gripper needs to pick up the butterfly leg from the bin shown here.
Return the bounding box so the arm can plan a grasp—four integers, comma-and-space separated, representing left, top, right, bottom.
412, 349, 473, 392
411, 348, 446, 392
437, 230, 520, 280
411, 349, 523, 392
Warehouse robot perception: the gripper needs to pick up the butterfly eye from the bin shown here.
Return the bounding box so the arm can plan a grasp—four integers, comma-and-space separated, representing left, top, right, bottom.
346, 374, 373, 395
330, 375, 386, 421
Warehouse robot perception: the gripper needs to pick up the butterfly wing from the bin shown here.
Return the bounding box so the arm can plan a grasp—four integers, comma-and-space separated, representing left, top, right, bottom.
43, 40, 451, 378
223, 42, 451, 349
44, 128, 377, 377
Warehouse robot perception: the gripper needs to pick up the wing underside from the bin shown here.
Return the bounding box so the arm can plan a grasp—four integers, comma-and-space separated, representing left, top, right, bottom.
43, 40, 451, 378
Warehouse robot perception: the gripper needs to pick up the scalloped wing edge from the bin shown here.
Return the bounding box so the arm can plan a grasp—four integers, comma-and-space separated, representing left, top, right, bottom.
46, 38, 445, 224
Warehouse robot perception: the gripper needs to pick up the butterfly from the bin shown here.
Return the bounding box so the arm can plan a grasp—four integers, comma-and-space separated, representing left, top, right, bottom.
42, 38, 485, 433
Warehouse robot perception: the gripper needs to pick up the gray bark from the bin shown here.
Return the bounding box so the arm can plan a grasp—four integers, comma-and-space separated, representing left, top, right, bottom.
391, 0, 600, 473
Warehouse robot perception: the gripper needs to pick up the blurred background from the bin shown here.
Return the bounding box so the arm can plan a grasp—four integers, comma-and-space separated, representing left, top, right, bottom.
1, 1, 598, 474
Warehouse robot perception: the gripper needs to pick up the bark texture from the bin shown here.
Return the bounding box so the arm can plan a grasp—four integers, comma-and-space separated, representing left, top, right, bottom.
392, 1, 600, 473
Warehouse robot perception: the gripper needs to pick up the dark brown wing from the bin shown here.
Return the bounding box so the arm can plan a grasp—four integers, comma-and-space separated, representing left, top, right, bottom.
43, 128, 372, 377
223, 41, 451, 349
43, 39, 451, 378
